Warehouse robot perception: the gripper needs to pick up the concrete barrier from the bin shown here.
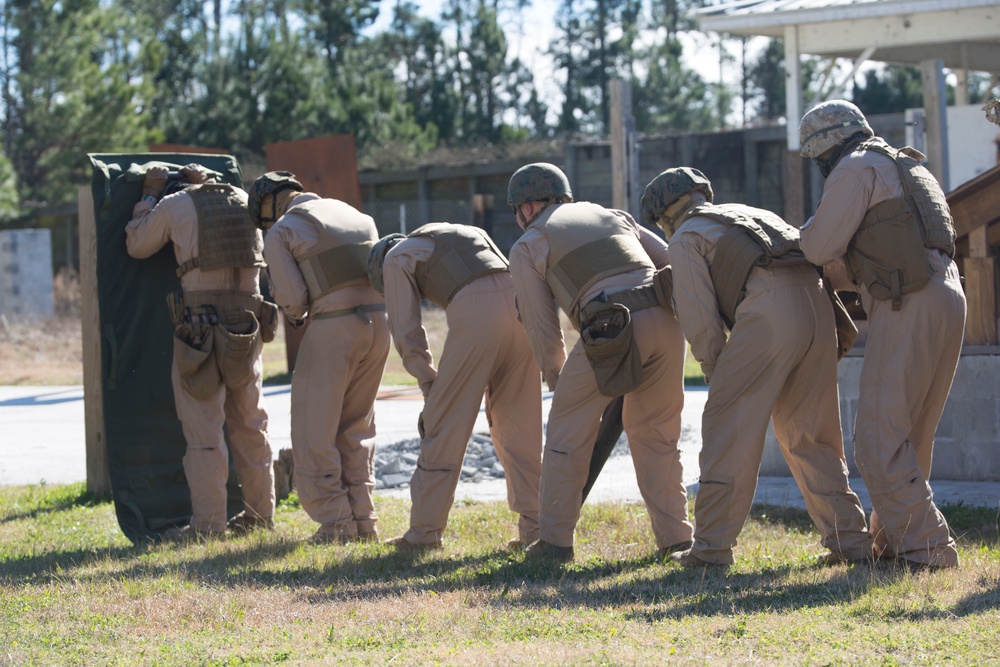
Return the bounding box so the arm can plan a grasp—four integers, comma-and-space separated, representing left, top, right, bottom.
761, 349, 1000, 481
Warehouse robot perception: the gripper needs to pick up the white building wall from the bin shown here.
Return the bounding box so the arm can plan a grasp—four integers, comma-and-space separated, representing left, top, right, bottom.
0, 229, 55, 318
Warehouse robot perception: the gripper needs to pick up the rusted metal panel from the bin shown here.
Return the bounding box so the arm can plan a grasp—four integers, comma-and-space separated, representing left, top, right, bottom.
265, 135, 361, 209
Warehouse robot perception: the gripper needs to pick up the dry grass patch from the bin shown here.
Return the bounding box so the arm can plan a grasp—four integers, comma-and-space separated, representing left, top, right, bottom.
1, 483, 998, 666
0, 315, 83, 385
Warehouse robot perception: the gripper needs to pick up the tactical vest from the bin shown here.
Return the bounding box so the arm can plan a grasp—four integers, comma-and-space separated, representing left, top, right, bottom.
684, 203, 805, 327
286, 198, 378, 304
410, 223, 509, 308
845, 139, 956, 309
533, 202, 653, 322
177, 183, 264, 278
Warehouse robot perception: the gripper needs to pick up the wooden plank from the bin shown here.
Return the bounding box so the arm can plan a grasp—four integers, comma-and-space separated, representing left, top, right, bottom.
472, 194, 494, 236
969, 225, 989, 259
949, 169, 1000, 239
78, 186, 111, 497
783, 150, 806, 227
610, 80, 628, 211
963, 257, 998, 345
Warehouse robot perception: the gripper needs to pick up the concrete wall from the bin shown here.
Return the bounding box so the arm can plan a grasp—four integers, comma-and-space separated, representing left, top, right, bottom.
760, 351, 1000, 481
0, 229, 54, 319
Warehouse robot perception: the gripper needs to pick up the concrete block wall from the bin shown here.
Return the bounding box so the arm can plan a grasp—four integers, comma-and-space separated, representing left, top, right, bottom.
0, 229, 54, 319
760, 352, 1000, 481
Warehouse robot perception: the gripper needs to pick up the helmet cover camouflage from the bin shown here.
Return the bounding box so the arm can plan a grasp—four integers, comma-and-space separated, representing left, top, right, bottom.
799, 100, 874, 159
507, 162, 573, 206
640, 167, 714, 228
247, 171, 304, 229
366, 233, 408, 295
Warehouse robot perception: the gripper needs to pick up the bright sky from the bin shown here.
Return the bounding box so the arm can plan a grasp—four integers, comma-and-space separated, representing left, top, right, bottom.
370, 0, 755, 123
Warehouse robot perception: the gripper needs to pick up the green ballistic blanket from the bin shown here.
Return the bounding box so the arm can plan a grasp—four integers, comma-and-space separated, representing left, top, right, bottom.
88, 153, 247, 544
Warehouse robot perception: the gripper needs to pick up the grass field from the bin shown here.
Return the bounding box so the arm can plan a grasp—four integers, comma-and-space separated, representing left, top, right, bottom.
1, 483, 998, 666
11, 277, 993, 665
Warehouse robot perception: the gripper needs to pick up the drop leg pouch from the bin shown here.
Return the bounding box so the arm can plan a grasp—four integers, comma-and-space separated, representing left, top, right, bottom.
580, 303, 644, 397
213, 310, 263, 389
173, 322, 222, 399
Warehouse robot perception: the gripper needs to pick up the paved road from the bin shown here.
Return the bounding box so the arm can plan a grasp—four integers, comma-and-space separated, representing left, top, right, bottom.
1, 384, 997, 510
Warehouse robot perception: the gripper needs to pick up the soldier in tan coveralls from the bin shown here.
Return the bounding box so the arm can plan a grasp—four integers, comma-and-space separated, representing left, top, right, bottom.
248, 172, 390, 543
126, 164, 276, 540
640, 167, 872, 568
367, 223, 543, 551
798, 100, 965, 571
507, 162, 693, 562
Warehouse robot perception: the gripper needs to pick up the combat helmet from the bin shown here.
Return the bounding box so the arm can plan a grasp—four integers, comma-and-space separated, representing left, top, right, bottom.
366, 233, 408, 295
799, 100, 874, 159
507, 163, 573, 206
247, 171, 304, 229
641, 167, 713, 236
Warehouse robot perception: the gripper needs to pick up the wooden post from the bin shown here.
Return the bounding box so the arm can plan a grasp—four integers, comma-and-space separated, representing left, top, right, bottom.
610, 79, 636, 215
78, 186, 111, 497
921, 58, 950, 191
783, 151, 806, 227
964, 225, 997, 345
472, 194, 494, 235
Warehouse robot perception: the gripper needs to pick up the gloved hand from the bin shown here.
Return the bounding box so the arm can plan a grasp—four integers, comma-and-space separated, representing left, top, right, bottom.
418, 411, 426, 439
180, 163, 209, 184
143, 166, 169, 198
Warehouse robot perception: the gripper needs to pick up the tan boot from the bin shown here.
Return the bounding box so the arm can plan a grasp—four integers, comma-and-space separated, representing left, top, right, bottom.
226, 512, 275, 535
385, 536, 443, 551
525, 540, 574, 562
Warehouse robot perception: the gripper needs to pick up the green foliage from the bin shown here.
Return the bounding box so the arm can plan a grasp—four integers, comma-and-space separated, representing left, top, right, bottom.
633, 36, 718, 133
852, 65, 925, 115
1, 0, 155, 208
744, 38, 822, 123
0, 150, 18, 220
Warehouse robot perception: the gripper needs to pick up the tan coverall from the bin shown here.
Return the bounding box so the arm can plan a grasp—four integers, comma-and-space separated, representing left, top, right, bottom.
126, 189, 276, 535
509, 202, 693, 550
263, 193, 389, 539
669, 214, 872, 565
801, 145, 965, 568
383, 226, 543, 546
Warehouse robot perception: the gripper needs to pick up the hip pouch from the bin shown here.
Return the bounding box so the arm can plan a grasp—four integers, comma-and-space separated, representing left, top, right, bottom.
580, 303, 644, 397
259, 300, 279, 343
824, 278, 858, 360
212, 309, 263, 389
173, 322, 222, 399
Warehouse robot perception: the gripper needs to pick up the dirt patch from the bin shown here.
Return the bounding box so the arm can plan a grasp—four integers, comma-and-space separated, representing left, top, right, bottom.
0, 315, 83, 385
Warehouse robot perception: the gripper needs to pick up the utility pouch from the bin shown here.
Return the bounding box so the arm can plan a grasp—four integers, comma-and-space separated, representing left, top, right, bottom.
212, 310, 262, 389
652, 267, 674, 310
824, 278, 858, 361
579, 303, 644, 397
173, 322, 222, 399
259, 300, 279, 343
847, 198, 931, 310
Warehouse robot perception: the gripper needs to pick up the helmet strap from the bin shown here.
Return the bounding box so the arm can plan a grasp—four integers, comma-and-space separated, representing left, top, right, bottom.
661, 193, 697, 237
816, 132, 868, 178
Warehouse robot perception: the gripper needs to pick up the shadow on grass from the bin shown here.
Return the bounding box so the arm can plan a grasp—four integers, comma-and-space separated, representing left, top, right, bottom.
4, 491, 997, 620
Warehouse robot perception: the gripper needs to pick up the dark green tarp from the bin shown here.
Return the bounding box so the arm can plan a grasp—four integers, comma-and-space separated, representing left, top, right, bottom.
88, 153, 246, 544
